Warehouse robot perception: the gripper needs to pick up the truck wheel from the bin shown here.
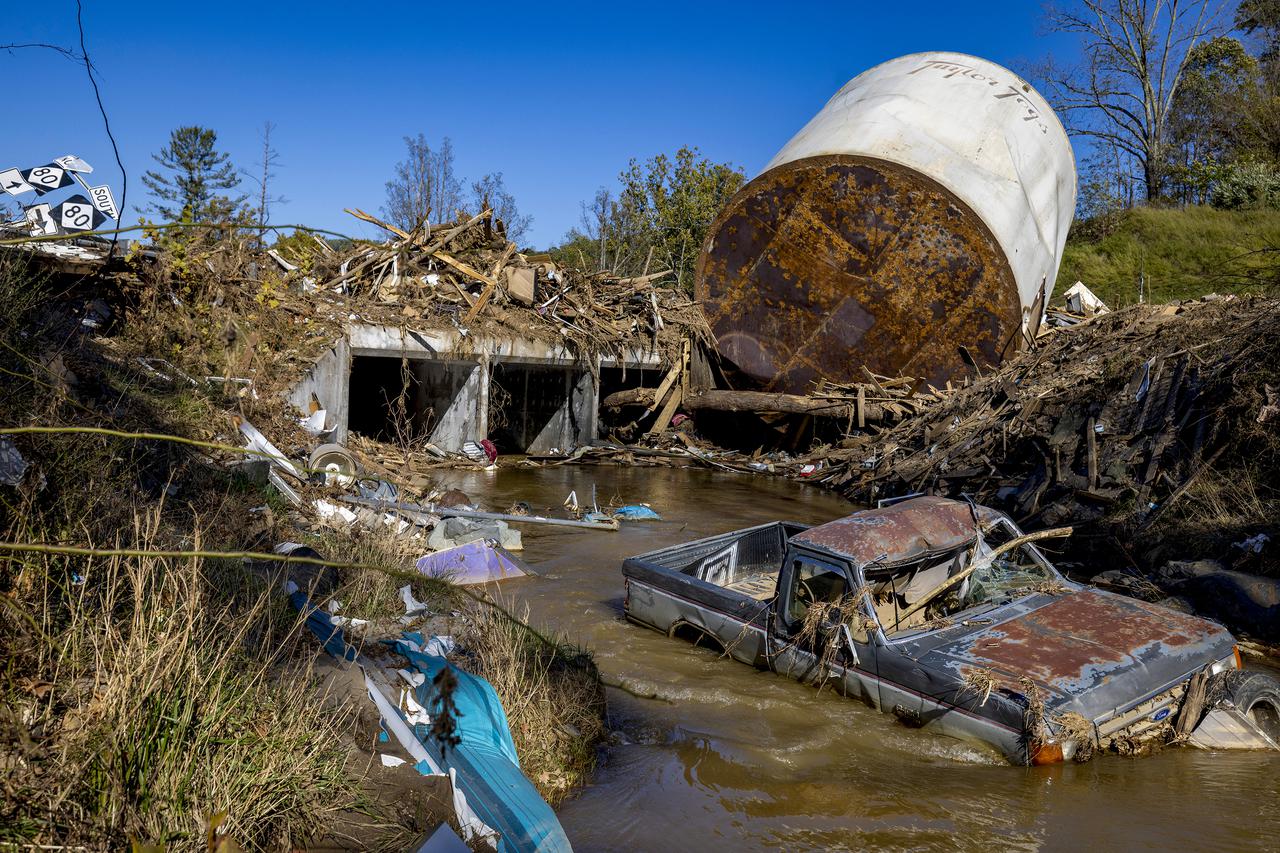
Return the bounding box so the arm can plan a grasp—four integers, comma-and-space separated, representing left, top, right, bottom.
1214, 670, 1280, 742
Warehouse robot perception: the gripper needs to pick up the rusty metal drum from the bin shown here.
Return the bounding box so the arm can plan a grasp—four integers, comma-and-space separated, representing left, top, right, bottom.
696, 52, 1076, 393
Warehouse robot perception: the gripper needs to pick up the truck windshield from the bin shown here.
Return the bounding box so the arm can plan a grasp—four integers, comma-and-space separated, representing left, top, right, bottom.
868, 518, 1061, 635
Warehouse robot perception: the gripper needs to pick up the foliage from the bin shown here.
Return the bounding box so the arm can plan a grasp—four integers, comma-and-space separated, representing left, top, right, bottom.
1058, 205, 1280, 306
1073, 157, 1131, 240
142, 126, 246, 223
382, 134, 463, 232
549, 147, 745, 293
1166, 36, 1260, 203
1237, 0, 1280, 61
1210, 158, 1280, 208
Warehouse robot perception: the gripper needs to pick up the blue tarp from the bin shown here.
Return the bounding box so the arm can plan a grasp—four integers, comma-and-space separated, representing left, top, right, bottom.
288, 590, 572, 852
391, 633, 571, 852
612, 504, 661, 521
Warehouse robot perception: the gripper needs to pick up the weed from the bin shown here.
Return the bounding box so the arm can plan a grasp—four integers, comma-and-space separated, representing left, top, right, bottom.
1, 512, 357, 850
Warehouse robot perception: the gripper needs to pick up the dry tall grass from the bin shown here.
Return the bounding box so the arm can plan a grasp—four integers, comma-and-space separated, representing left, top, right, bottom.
1, 508, 357, 850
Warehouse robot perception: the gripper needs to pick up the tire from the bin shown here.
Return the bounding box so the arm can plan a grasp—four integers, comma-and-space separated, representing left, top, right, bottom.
1214, 670, 1280, 743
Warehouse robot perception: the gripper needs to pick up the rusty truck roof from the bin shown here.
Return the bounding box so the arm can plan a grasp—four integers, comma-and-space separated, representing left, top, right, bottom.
791, 496, 994, 567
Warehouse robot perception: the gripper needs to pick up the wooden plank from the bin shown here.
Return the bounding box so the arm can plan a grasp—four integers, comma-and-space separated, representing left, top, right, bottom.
345, 207, 409, 240
857, 385, 866, 429
433, 250, 499, 288
648, 380, 684, 436
861, 365, 889, 397
1086, 417, 1099, 490
463, 286, 495, 324
644, 360, 683, 416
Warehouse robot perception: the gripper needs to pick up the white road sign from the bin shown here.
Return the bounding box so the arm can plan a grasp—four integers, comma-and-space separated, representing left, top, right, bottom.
23, 164, 74, 195
1, 168, 36, 196
84, 183, 119, 219
24, 203, 57, 237
54, 155, 93, 173
54, 195, 105, 233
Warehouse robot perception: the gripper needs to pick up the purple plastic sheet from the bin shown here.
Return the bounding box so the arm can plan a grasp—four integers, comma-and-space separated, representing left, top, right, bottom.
415, 541, 530, 586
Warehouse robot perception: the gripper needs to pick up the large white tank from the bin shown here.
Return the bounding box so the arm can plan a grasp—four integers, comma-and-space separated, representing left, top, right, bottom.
696, 52, 1077, 393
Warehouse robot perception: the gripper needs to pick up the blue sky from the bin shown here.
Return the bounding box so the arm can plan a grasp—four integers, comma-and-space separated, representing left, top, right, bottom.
5, 1, 1076, 248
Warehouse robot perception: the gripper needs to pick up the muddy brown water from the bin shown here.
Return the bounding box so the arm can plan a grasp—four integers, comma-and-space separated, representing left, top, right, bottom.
435, 465, 1280, 852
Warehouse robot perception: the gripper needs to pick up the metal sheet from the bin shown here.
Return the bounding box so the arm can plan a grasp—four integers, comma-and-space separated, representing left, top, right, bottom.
697, 52, 1076, 392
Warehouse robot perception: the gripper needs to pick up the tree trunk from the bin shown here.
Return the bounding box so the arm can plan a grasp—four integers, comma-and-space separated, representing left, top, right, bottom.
601, 387, 889, 422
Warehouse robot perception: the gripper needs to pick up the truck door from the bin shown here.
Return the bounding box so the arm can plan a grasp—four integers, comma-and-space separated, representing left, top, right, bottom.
771, 550, 877, 703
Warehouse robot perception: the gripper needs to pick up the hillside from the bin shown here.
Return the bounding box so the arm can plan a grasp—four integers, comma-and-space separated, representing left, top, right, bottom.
1056, 206, 1280, 308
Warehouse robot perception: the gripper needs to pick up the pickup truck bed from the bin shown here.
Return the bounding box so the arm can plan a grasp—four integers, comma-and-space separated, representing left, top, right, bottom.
622, 521, 807, 667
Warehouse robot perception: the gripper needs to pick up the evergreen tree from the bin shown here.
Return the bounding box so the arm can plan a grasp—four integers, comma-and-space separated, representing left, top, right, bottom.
142, 126, 245, 222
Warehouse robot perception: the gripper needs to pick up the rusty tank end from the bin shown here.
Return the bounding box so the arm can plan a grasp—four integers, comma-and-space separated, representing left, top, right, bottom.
695, 155, 1022, 392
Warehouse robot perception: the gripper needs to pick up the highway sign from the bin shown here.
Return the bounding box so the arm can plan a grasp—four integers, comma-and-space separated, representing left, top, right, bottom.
0, 168, 34, 197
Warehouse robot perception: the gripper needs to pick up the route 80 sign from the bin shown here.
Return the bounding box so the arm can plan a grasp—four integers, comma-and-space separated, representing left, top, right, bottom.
3, 154, 118, 236
54, 195, 106, 233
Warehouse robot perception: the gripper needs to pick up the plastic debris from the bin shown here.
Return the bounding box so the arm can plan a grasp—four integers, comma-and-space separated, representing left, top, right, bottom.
400, 585, 430, 616
612, 504, 661, 521
0, 438, 29, 487
1233, 533, 1270, 555
299, 409, 328, 436
1063, 281, 1110, 317
287, 580, 571, 852
416, 541, 532, 586
416, 822, 470, 853
427, 517, 522, 552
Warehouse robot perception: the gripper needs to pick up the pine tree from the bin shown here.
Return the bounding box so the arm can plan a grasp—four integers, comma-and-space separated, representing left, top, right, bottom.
142, 126, 245, 222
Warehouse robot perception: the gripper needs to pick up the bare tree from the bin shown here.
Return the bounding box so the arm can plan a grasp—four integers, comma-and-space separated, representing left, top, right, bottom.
1040, 0, 1230, 202
241, 121, 286, 233
468, 172, 533, 244
383, 134, 463, 231
578, 188, 614, 270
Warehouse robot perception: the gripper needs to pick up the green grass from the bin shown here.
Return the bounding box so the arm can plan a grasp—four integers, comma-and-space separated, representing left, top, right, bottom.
1056, 205, 1280, 308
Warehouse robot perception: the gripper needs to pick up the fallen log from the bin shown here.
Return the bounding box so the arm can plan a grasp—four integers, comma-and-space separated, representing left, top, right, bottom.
601, 387, 890, 422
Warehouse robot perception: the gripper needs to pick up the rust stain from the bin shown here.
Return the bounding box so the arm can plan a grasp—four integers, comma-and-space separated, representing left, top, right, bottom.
794, 496, 995, 566
695, 154, 1022, 394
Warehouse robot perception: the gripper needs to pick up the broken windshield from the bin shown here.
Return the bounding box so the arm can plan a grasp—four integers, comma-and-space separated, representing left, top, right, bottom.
865, 517, 1062, 635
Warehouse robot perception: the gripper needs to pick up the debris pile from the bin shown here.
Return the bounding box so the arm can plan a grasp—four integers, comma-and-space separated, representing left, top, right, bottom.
279, 207, 711, 366
812, 294, 1279, 577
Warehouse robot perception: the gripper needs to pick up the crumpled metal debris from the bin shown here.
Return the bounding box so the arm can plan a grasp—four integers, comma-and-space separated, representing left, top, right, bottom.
0, 438, 29, 487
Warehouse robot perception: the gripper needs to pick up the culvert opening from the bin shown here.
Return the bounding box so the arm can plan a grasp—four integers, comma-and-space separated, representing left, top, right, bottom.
488, 362, 584, 454
347, 355, 477, 444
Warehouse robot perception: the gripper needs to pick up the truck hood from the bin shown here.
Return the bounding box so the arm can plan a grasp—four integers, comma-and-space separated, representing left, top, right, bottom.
916, 588, 1235, 720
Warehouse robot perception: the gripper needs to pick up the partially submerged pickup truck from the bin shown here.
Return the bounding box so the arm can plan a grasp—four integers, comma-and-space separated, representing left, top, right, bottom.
622, 497, 1280, 764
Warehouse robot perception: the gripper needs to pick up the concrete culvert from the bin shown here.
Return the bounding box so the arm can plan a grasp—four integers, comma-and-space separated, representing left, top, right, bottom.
1214, 670, 1280, 743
